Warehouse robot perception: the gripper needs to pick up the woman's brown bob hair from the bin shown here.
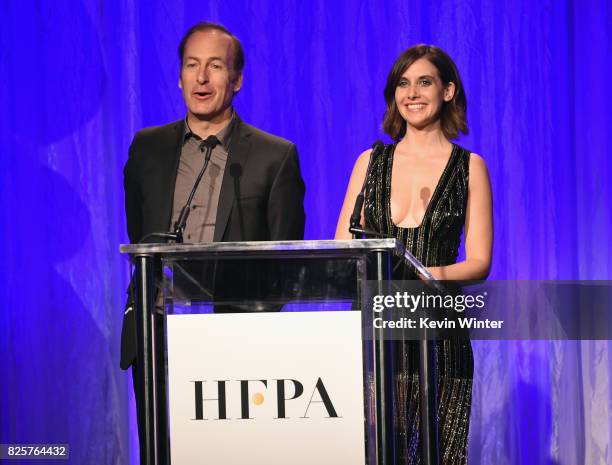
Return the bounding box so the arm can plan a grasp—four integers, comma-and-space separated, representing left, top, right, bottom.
382, 45, 468, 141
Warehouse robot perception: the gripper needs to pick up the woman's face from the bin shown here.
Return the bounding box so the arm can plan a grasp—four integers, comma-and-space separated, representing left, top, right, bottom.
394, 58, 454, 131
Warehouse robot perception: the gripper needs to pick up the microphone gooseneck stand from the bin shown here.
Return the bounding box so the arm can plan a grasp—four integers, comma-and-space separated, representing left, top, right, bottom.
171, 134, 220, 244
349, 141, 384, 238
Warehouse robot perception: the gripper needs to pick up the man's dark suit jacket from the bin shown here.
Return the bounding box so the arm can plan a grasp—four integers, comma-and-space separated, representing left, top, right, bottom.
120, 115, 306, 369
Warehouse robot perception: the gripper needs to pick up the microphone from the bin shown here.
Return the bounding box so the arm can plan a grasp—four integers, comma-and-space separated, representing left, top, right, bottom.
229, 163, 242, 178
200, 134, 221, 151
172, 135, 220, 243
349, 140, 384, 237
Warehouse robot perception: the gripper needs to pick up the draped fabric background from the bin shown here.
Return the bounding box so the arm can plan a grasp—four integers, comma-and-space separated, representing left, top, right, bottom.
1, 1, 610, 464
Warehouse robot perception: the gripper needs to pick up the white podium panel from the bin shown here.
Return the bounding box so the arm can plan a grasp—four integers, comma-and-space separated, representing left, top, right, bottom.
166, 311, 366, 465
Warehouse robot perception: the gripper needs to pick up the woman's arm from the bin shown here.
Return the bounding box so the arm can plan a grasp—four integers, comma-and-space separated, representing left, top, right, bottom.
335, 149, 373, 239
428, 153, 493, 280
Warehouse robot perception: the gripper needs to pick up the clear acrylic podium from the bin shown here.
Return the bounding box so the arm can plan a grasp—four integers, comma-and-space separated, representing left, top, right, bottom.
120, 239, 414, 465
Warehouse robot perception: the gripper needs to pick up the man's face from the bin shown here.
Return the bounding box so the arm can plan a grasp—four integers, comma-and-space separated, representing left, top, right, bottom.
179, 30, 242, 123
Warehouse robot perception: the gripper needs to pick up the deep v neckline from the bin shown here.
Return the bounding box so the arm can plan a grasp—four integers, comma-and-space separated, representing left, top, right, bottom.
387, 143, 458, 230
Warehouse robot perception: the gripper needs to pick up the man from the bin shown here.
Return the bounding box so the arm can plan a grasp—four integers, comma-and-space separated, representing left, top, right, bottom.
120, 22, 306, 460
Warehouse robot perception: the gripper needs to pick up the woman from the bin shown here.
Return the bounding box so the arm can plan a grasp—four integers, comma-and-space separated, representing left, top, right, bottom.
336, 45, 493, 464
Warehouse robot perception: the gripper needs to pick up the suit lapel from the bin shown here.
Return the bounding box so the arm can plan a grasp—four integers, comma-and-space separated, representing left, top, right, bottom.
214, 117, 251, 241
159, 121, 185, 231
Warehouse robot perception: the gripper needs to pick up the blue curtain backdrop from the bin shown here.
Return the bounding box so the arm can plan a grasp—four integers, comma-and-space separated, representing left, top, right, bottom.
1, 0, 610, 464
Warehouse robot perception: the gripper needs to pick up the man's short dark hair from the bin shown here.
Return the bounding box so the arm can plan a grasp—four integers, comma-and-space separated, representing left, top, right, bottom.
178, 22, 245, 76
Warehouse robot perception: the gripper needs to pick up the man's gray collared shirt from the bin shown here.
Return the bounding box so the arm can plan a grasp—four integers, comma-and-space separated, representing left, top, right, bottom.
170, 118, 234, 243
